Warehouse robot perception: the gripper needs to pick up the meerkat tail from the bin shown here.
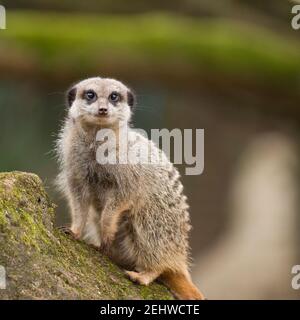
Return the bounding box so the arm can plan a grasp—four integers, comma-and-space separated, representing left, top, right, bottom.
160, 270, 205, 300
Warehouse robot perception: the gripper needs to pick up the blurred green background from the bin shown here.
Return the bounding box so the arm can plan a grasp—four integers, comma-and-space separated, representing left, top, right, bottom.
1, 0, 300, 299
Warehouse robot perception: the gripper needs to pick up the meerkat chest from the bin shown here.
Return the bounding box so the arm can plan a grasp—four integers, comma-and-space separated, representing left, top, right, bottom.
86, 141, 121, 191
69, 134, 135, 199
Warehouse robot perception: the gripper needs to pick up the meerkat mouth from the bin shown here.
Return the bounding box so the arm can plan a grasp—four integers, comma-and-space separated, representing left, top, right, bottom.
81, 114, 111, 126
96, 114, 109, 118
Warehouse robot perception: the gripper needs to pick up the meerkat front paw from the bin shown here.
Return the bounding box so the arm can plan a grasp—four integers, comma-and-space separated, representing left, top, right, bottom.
58, 225, 81, 240
99, 231, 115, 253
99, 239, 111, 255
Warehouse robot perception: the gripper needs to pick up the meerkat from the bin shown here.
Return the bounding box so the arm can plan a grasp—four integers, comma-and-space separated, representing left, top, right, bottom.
56, 77, 205, 300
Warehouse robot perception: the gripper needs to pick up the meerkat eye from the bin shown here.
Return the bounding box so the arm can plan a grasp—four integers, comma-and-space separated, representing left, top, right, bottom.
84, 90, 97, 102
109, 92, 120, 104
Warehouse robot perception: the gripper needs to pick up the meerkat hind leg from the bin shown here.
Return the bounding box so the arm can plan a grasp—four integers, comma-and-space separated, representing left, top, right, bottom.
125, 270, 161, 286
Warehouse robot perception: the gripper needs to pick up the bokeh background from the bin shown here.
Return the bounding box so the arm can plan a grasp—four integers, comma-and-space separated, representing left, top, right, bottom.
1, 0, 300, 299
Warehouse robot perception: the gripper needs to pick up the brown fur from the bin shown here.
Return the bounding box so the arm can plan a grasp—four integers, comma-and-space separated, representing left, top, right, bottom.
160, 270, 205, 300
56, 77, 205, 300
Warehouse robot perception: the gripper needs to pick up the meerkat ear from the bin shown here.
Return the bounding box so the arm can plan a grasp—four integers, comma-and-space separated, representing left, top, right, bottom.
67, 87, 77, 107
127, 90, 136, 109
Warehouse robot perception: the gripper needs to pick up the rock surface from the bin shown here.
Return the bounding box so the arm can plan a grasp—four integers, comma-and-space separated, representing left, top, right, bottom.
0, 171, 173, 299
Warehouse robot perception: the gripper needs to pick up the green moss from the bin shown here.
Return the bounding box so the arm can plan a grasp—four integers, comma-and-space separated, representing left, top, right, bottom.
0, 172, 54, 250
0, 171, 173, 299
0, 208, 6, 226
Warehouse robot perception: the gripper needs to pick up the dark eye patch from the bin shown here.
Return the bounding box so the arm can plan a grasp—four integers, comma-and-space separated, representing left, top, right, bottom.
67, 87, 77, 107
83, 89, 97, 104
108, 91, 121, 105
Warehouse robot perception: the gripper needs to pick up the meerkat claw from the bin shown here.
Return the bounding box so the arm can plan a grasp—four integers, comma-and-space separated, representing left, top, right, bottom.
58, 225, 79, 239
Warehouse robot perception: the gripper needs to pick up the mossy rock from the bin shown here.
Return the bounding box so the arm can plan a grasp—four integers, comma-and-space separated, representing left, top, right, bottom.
0, 171, 173, 299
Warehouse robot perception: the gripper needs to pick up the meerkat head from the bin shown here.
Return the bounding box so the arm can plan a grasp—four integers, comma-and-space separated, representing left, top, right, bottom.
66, 77, 135, 127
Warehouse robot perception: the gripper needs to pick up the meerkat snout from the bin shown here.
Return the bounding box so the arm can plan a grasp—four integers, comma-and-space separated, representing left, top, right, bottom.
67, 77, 135, 126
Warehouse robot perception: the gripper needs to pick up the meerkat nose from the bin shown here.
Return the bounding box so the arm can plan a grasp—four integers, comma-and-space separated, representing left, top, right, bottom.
98, 108, 108, 116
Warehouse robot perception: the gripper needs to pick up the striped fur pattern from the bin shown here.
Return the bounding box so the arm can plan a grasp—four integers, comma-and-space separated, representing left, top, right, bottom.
56, 77, 204, 299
